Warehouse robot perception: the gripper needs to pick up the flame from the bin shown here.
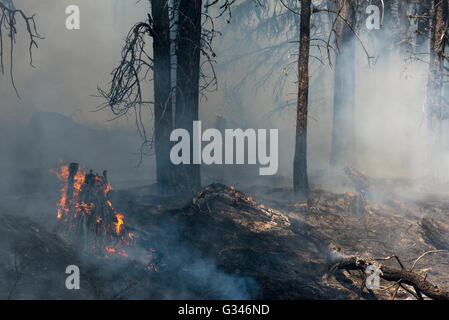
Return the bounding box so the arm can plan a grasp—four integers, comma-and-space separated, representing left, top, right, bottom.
114, 213, 124, 235
51, 164, 87, 220
52, 163, 158, 270
229, 185, 254, 204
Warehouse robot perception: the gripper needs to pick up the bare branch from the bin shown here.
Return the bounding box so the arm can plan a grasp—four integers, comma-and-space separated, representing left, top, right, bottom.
0, 0, 42, 97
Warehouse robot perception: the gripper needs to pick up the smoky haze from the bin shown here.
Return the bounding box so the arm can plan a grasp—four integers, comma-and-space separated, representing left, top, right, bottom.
1, 0, 447, 301
0, 1, 441, 191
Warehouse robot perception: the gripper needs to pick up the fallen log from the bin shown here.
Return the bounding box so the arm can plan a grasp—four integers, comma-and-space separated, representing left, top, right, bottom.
343, 167, 421, 219
330, 254, 449, 300
419, 213, 449, 250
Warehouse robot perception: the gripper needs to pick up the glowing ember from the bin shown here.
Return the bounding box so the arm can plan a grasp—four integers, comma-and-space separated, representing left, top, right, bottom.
229, 185, 254, 205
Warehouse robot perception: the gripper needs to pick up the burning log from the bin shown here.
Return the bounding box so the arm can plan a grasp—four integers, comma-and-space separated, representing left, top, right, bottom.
53, 163, 135, 257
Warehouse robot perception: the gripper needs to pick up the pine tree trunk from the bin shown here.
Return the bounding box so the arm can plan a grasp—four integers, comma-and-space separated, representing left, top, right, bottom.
151, 0, 176, 193
330, 0, 356, 169
175, 0, 202, 192
293, 0, 311, 196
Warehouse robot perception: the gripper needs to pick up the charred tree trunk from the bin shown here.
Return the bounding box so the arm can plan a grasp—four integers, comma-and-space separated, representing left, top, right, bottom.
330, 0, 356, 169
293, 0, 311, 196
174, 0, 202, 192
151, 0, 177, 193
426, 0, 448, 179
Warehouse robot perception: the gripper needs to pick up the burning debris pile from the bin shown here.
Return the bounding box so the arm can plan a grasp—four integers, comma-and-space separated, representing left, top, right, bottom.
52, 163, 135, 257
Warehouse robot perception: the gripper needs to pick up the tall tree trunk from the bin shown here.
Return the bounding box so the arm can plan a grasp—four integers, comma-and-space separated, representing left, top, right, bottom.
330, 0, 356, 169
151, 0, 177, 193
426, 0, 448, 180
175, 0, 202, 191
293, 0, 311, 196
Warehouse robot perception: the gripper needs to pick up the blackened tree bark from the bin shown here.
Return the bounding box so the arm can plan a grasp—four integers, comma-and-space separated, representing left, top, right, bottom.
151, 0, 177, 192
175, 0, 202, 191
330, 0, 356, 169
293, 0, 311, 196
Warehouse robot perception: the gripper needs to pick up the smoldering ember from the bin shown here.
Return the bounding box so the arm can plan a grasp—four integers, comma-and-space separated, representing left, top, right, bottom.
2, 0, 449, 304
170, 121, 279, 175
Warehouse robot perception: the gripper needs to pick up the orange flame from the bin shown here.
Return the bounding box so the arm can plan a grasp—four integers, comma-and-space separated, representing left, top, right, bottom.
114, 213, 124, 235
52, 163, 157, 267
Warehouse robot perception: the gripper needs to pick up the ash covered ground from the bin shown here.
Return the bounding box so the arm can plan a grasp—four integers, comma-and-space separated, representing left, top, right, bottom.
1, 159, 448, 300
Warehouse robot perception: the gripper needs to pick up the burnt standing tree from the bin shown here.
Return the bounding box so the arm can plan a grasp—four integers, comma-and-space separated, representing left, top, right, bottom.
99, 0, 176, 193
214, 0, 369, 196
151, 0, 176, 191
174, 0, 203, 191
293, 0, 311, 196
101, 0, 223, 193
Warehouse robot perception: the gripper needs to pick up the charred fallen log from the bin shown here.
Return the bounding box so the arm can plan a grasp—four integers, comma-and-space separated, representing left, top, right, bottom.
331, 254, 449, 300
420, 213, 449, 250
343, 167, 421, 219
